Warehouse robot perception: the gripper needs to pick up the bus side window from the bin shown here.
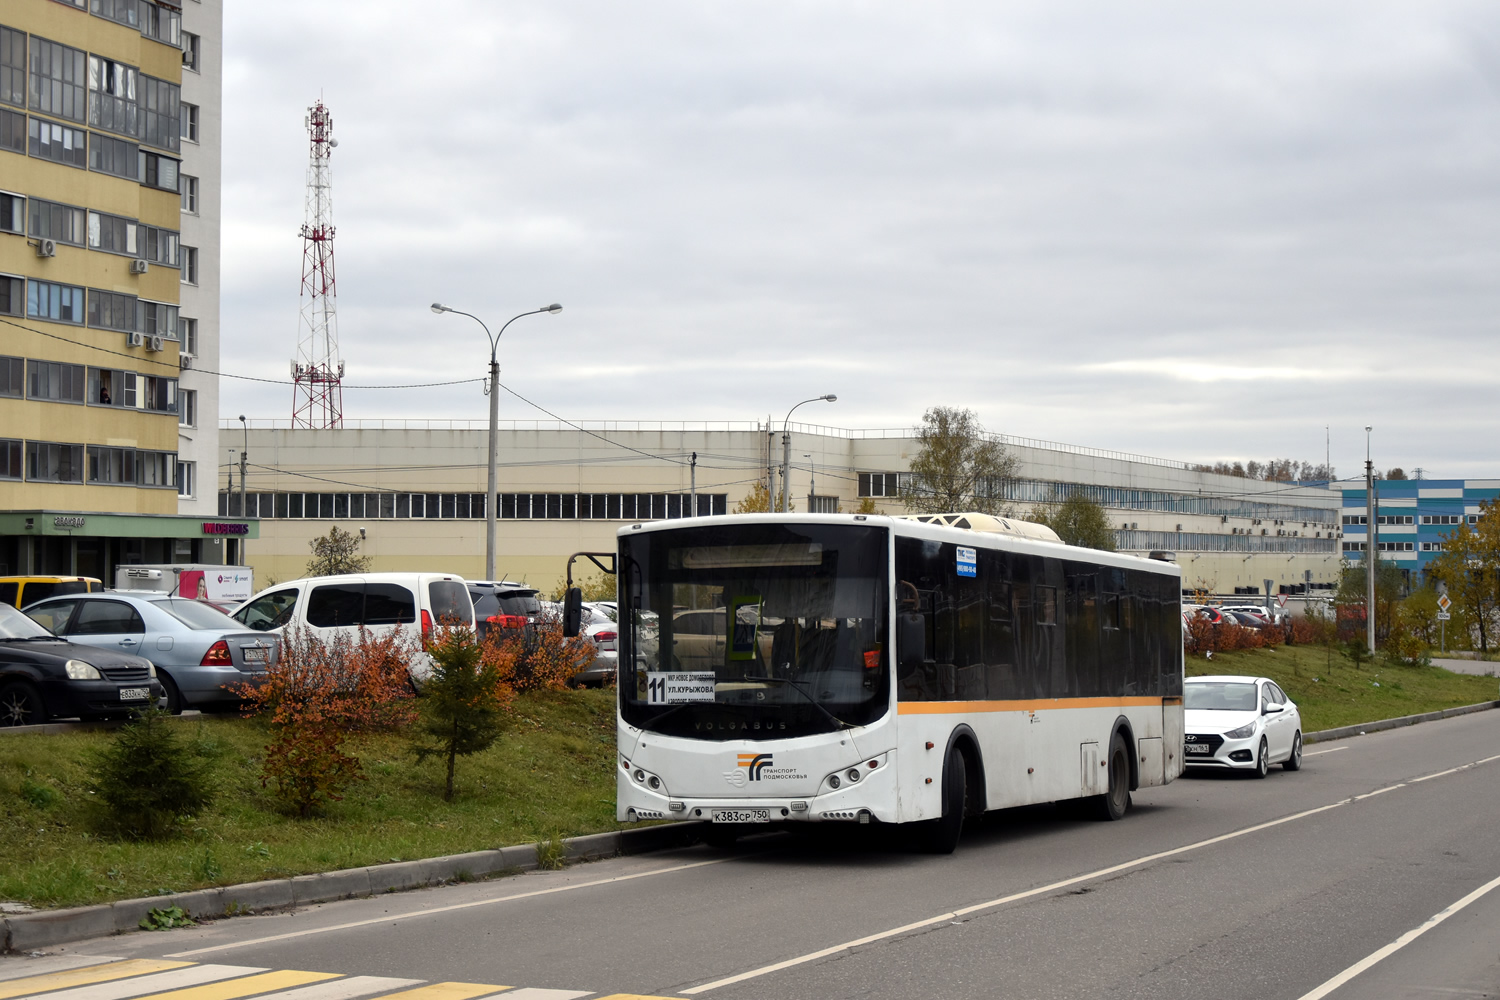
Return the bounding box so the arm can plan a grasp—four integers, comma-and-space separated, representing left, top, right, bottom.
896, 581, 926, 680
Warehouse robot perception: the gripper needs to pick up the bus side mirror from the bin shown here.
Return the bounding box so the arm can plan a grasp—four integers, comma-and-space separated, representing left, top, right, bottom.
562, 588, 583, 637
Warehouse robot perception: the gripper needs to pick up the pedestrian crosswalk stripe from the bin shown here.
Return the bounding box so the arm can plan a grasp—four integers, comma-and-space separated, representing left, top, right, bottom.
245, 977, 422, 1000
10, 966, 267, 1000
0, 961, 191, 1000
364, 985, 507, 1000
130, 970, 340, 1000
593, 995, 684, 999
496, 990, 592, 1000
0, 958, 126, 985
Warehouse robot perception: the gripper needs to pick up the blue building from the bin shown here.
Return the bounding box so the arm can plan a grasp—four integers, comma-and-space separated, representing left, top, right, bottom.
1339, 479, 1500, 582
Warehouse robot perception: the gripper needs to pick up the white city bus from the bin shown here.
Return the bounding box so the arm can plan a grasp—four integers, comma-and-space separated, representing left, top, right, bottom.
614, 512, 1184, 853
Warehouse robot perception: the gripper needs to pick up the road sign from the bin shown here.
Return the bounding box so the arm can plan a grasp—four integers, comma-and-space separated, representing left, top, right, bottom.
1276, 595, 1288, 609
1436, 611, 1451, 621
1437, 593, 1452, 612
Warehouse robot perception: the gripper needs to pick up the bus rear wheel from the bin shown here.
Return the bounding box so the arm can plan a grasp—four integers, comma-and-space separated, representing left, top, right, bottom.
1093, 731, 1131, 821
920, 749, 966, 854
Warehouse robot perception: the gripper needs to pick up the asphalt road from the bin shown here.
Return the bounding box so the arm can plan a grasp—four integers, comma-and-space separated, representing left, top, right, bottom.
14, 711, 1500, 1000
1431, 656, 1498, 678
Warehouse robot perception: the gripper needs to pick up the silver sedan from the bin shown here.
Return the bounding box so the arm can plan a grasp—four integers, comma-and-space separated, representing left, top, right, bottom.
24, 592, 279, 713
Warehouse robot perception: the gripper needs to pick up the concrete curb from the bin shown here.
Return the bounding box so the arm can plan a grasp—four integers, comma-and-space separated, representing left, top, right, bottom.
1, 821, 705, 954
1305, 699, 1500, 744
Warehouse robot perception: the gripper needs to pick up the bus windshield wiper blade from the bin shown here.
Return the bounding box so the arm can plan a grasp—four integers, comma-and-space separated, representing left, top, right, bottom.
740, 675, 853, 731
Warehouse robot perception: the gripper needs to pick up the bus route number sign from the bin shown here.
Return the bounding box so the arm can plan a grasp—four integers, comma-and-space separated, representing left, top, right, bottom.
956, 546, 977, 578
645, 672, 717, 705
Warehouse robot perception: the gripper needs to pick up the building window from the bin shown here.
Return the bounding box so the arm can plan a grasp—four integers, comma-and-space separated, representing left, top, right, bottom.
139, 2, 182, 47
87, 288, 136, 331
139, 74, 178, 152
88, 130, 138, 178
29, 117, 87, 168
90, 0, 139, 27
179, 101, 197, 143
0, 354, 21, 395
858, 472, 906, 498
178, 387, 195, 426
139, 150, 178, 191
55, 0, 87, 8
176, 459, 193, 497
27, 359, 85, 402
29, 36, 87, 123
86, 55, 139, 137
0, 275, 19, 316
180, 174, 198, 213
182, 32, 199, 71
87, 444, 137, 484
29, 199, 85, 244
0, 107, 23, 153
137, 299, 177, 339
180, 245, 197, 284
139, 225, 178, 265
87, 366, 134, 407
0, 26, 23, 107
178, 315, 197, 355
139, 373, 175, 412
0, 191, 22, 232
0, 438, 20, 480
26, 279, 85, 324
26, 441, 84, 482
87, 209, 137, 255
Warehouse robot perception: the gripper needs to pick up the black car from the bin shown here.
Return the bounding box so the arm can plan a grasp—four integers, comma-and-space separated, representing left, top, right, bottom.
0, 603, 163, 726
467, 580, 543, 643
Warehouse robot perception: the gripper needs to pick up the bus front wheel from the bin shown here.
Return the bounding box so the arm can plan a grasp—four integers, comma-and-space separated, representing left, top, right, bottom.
920, 750, 966, 854
1093, 731, 1131, 821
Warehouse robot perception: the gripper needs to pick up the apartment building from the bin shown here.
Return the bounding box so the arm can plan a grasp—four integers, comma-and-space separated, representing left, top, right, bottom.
0, 0, 244, 581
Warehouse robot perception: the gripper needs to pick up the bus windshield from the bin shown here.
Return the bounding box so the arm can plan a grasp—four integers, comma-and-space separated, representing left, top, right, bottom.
620, 522, 889, 741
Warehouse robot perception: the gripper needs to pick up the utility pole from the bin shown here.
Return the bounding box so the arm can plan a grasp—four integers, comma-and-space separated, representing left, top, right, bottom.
765, 419, 775, 508
238, 414, 249, 562
1365, 426, 1376, 655
689, 452, 697, 516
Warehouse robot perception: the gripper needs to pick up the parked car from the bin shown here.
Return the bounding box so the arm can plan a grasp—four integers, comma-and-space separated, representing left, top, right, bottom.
1223, 610, 1273, 629
23, 592, 278, 714
0, 602, 163, 725
467, 580, 543, 643
573, 602, 619, 687
1221, 604, 1279, 625
0, 576, 102, 610
229, 573, 474, 688
1183, 674, 1303, 777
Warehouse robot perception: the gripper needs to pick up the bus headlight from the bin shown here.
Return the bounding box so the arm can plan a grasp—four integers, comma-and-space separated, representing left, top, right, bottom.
634, 769, 646, 783
828, 774, 841, 789
846, 768, 861, 783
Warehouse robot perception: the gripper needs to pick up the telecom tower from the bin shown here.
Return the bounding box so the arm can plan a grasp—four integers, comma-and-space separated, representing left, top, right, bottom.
291, 100, 344, 428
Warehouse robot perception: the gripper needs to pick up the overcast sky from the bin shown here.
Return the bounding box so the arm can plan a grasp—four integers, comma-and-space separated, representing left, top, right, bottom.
220, 1, 1500, 480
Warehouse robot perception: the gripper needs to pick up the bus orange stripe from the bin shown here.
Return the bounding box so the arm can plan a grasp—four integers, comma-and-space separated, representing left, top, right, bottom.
897, 696, 1166, 715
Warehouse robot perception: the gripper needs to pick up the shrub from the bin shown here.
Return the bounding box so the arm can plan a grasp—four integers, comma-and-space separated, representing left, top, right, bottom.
84, 709, 216, 840
411, 626, 516, 801
481, 612, 595, 693
261, 727, 364, 819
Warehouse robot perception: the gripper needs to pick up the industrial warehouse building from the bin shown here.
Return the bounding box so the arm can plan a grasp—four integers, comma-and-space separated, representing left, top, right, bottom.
220, 419, 1345, 596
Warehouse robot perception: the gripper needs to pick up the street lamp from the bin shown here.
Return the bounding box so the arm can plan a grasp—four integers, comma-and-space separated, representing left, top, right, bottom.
431, 301, 563, 580
781, 394, 836, 512
238, 414, 248, 563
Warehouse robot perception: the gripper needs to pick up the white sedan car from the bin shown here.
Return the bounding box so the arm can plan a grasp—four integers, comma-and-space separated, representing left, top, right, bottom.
1184, 674, 1303, 777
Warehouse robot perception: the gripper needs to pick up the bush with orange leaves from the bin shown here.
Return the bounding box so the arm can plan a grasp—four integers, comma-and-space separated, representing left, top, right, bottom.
479, 611, 597, 693
234, 625, 417, 818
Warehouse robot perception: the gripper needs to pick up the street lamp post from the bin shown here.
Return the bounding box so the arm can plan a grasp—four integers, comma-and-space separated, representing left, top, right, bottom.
781, 395, 836, 512
431, 302, 562, 580
238, 415, 248, 563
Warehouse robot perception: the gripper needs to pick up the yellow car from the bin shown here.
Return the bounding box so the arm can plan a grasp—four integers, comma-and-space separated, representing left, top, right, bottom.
0, 576, 102, 610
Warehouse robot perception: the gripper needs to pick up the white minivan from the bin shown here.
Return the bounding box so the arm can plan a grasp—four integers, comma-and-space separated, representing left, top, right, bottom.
229, 573, 474, 687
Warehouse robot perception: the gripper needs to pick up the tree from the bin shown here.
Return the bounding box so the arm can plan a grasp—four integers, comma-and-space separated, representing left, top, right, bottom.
412, 627, 515, 801
306, 526, 371, 577
734, 481, 788, 513
1333, 558, 1405, 650
550, 573, 615, 602
85, 709, 217, 839
900, 407, 1018, 515
1387, 468, 1409, 481
1029, 490, 1117, 550
852, 496, 879, 515
1428, 499, 1500, 653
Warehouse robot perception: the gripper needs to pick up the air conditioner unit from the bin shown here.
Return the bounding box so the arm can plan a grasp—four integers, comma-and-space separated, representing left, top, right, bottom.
147, 335, 165, 352
179, 354, 194, 370
34, 239, 56, 258
126, 332, 145, 347
129, 259, 149, 274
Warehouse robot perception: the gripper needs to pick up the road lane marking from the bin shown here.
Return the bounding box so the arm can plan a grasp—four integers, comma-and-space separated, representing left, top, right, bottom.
165, 858, 734, 959
0, 962, 190, 999
496, 990, 592, 999
371, 984, 509, 1000
130, 971, 338, 1000
681, 750, 1500, 994
1305, 747, 1348, 757
1294, 871, 1500, 1000
0, 959, 126, 985
21, 966, 267, 1000
239, 978, 422, 1000
1353, 785, 1403, 800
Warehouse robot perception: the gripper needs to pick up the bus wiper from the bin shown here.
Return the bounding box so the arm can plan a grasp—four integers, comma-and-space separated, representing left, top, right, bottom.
741, 675, 853, 731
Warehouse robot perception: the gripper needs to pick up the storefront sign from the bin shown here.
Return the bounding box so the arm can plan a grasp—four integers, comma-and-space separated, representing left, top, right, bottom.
53, 516, 86, 529
202, 522, 250, 535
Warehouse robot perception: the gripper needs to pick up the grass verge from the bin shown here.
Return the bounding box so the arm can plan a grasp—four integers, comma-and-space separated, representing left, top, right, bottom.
0, 688, 621, 910
1190, 644, 1500, 733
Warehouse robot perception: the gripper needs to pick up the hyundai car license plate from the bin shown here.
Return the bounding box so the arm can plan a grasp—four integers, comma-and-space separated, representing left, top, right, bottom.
712, 808, 771, 824
1184, 743, 1212, 754
243, 646, 267, 663
119, 688, 150, 701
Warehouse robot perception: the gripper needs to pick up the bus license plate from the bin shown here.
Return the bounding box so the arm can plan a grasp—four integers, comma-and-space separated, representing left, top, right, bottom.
243, 647, 267, 663
1184, 743, 1212, 754
712, 808, 771, 824
119, 688, 150, 701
